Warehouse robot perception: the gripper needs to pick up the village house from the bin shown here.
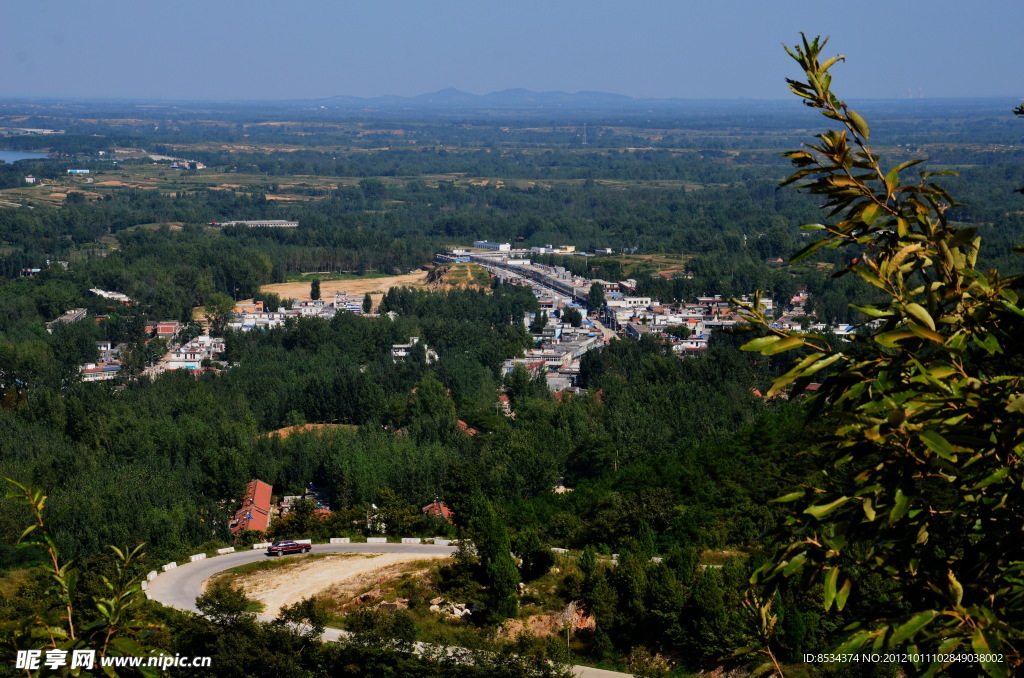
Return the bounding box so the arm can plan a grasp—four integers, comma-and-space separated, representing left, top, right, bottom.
391, 337, 438, 364
167, 335, 225, 371
422, 499, 454, 524
230, 479, 273, 535
155, 321, 182, 340
46, 308, 87, 333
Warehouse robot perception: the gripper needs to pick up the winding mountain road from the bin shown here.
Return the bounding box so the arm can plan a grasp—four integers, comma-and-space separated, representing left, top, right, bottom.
146, 543, 631, 678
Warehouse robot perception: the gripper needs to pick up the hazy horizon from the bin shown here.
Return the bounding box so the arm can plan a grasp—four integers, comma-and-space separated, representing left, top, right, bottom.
4, 0, 1022, 102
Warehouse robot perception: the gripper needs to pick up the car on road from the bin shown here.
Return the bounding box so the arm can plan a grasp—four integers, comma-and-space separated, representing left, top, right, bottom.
266, 540, 311, 556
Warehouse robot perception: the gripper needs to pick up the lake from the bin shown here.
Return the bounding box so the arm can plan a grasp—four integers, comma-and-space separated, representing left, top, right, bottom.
0, 150, 51, 163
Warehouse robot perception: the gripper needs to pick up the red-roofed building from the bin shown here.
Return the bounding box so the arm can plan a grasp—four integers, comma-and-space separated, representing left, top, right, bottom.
156, 321, 182, 340
231, 479, 273, 535
457, 420, 478, 437
422, 500, 454, 524
497, 393, 512, 416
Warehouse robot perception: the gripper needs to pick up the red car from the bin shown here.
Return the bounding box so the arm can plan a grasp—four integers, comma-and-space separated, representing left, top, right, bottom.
266, 540, 311, 556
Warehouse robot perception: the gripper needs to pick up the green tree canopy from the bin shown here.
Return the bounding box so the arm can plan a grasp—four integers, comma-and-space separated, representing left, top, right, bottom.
741, 34, 1024, 677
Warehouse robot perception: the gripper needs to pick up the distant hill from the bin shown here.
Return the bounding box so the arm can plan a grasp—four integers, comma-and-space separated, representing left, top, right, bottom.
321, 87, 693, 111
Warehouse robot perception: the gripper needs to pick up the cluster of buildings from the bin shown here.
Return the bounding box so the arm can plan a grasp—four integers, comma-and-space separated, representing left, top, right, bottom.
466, 242, 614, 257
228, 477, 455, 540
81, 340, 125, 382
502, 316, 604, 392
210, 220, 298, 228
608, 295, 772, 354
226, 291, 368, 331
21, 259, 67, 276
444, 243, 839, 363
165, 335, 226, 371
479, 259, 608, 392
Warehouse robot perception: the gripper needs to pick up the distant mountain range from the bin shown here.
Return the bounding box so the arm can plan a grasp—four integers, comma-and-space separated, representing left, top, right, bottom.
317, 88, 712, 110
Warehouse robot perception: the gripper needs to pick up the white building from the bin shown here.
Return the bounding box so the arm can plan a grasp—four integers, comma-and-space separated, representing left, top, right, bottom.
167, 336, 225, 371
473, 241, 511, 252
391, 337, 438, 364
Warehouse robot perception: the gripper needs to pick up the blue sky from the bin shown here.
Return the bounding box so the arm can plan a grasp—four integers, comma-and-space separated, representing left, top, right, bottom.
3, 0, 1022, 101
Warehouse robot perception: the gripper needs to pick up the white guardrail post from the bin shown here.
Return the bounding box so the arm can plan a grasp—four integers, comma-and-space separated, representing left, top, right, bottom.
295, 539, 312, 545
366, 537, 387, 544
161, 562, 177, 572
401, 537, 421, 544
253, 542, 272, 549
189, 553, 206, 562
329, 537, 350, 544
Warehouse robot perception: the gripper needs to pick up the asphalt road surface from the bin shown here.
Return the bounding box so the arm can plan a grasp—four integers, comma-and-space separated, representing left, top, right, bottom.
146, 543, 632, 678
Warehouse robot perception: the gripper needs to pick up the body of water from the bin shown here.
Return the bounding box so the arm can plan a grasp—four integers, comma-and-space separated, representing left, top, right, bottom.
0, 150, 51, 163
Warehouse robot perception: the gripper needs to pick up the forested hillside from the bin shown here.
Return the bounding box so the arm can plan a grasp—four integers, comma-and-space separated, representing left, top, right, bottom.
0, 85, 1021, 677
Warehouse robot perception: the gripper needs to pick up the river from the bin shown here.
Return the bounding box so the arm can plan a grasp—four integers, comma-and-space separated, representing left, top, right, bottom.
0, 150, 51, 163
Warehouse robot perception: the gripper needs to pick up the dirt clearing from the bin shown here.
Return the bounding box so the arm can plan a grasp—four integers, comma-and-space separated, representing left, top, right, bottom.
211, 552, 450, 618
260, 271, 429, 303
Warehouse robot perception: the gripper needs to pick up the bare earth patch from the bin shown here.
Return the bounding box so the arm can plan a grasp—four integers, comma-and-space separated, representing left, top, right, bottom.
212, 552, 450, 618
266, 423, 357, 439
260, 271, 429, 303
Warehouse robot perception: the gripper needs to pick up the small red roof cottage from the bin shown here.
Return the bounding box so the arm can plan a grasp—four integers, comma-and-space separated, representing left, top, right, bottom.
231, 479, 273, 535
422, 499, 454, 524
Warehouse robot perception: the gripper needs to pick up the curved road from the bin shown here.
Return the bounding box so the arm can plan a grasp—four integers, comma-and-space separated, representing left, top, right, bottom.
146, 543, 630, 678
148, 543, 455, 612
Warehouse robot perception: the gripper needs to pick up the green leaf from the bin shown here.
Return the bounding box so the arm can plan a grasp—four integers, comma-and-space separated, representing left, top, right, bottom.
772, 490, 806, 503
973, 333, 1002, 355
761, 336, 806, 355
904, 303, 936, 331
17, 524, 37, 544
971, 467, 1010, 491
835, 577, 852, 610
851, 304, 893, 318
875, 330, 917, 348
790, 237, 835, 263
862, 497, 876, 521
890, 610, 937, 645
919, 430, 955, 460
1006, 395, 1024, 413
741, 335, 783, 352
783, 552, 807, 577
860, 202, 882, 225
972, 628, 1007, 678
884, 167, 899, 194
856, 266, 888, 290
889, 489, 911, 525
805, 496, 850, 519
848, 110, 870, 140
823, 566, 839, 610
834, 630, 874, 655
